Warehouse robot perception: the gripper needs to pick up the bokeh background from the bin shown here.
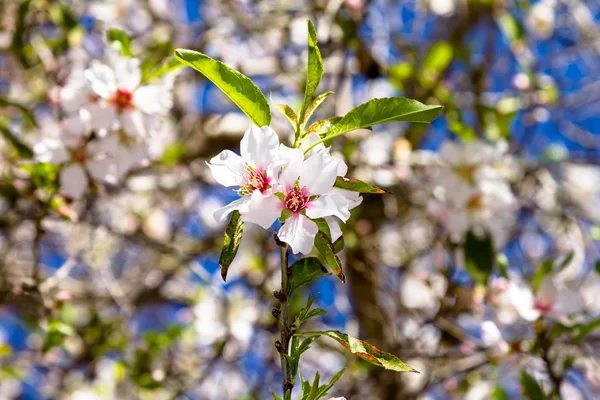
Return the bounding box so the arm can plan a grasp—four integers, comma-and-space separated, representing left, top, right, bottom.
1, 0, 600, 399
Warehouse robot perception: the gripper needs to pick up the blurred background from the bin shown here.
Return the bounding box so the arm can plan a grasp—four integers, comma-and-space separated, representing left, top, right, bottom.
1, 0, 600, 399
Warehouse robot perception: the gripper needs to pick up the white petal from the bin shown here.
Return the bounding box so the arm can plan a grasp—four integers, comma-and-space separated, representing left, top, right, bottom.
300, 133, 327, 156
133, 84, 172, 115
278, 214, 318, 255
86, 158, 117, 183
114, 57, 141, 91
34, 139, 69, 164
278, 145, 304, 188
207, 150, 247, 187
299, 152, 338, 195
305, 193, 350, 222
80, 103, 116, 132
240, 125, 280, 169
85, 61, 116, 99
59, 164, 88, 199
214, 196, 251, 223
59, 116, 87, 148
325, 216, 343, 242
508, 280, 540, 321
331, 187, 363, 209
241, 191, 282, 229
120, 110, 147, 137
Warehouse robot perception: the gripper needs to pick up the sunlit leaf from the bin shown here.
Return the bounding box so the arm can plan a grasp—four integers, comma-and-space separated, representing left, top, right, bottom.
299, 20, 324, 123
520, 370, 548, 400
303, 91, 333, 125
314, 232, 345, 283
174, 49, 271, 127
274, 103, 299, 131
288, 257, 330, 295
219, 210, 243, 281
333, 176, 389, 194
107, 28, 134, 57
297, 330, 417, 373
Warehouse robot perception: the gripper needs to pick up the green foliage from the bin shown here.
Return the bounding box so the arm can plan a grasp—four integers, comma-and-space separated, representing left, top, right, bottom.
333, 176, 390, 194
314, 232, 345, 282
288, 258, 330, 296
218, 210, 243, 281
297, 330, 417, 373
300, 368, 345, 400
141, 57, 184, 83
302, 91, 333, 126
299, 20, 324, 126
107, 28, 134, 57
0, 123, 34, 159
464, 231, 495, 286
532, 260, 554, 292
42, 321, 75, 353
174, 49, 271, 127
273, 103, 299, 131
520, 370, 548, 400
293, 295, 327, 329
160, 142, 187, 166
0, 97, 37, 127
21, 163, 60, 191
421, 42, 453, 87
304, 97, 442, 153
306, 117, 342, 138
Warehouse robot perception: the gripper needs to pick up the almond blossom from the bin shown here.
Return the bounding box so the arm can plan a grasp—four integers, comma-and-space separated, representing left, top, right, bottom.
207, 125, 282, 228
82, 54, 172, 137
274, 146, 353, 254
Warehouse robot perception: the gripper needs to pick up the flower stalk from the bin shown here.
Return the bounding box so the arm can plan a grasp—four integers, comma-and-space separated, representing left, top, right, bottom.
275, 234, 293, 399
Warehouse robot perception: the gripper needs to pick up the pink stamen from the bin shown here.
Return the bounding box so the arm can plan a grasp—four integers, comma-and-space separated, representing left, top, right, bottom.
284, 185, 310, 213
111, 89, 134, 112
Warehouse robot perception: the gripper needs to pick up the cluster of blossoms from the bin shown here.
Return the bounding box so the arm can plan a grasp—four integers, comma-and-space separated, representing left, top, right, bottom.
208, 126, 361, 254
34, 51, 173, 199
420, 139, 518, 246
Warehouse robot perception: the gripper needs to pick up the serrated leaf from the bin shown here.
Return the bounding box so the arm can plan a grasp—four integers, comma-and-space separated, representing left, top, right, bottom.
219, 210, 243, 281
107, 28, 134, 57
464, 231, 494, 285
299, 20, 324, 123
274, 103, 298, 131
298, 331, 417, 373
289, 257, 330, 296
174, 49, 271, 126
303, 91, 333, 125
520, 370, 547, 400
333, 176, 389, 194
314, 232, 345, 283
307, 98, 442, 150
306, 117, 342, 138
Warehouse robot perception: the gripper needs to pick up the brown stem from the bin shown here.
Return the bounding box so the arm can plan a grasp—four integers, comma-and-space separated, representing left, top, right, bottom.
276, 236, 293, 399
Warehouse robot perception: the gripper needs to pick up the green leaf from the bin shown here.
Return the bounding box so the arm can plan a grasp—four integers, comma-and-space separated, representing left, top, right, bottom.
305, 97, 442, 152
303, 91, 333, 125
174, 49, 271, 127
497, 12, 523, 43
218, 210, 243, 281
273, 103, 299, 131
288, 257, 330, 295
107, 28, 134, 57
42, 321, 75, 354
520, 370, 547, 400
595, 261, 600, 275
464, 231, 495, 286
314, 232, 345, 283
298, 331, 417, 373
306, 117, 342, 138
141, 57, 184, 83
333, 176, 389, 194
0, 123, 33, 158
0, 97, 37, 127
492, 386, 509, 400
313, 218, 331, 240
313, 368, 345, 399
532, 260, 553, 292
573, 317, 600, 344
294, 294, 327, 328
421, 42, 453, 87
299, 20, 324, 123
496, 253, 509, 279
272, 392, 283, 400
332, 236, 344, 254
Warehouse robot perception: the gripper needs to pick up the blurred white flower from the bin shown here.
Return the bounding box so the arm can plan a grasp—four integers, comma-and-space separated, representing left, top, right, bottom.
527, 0, 556, 39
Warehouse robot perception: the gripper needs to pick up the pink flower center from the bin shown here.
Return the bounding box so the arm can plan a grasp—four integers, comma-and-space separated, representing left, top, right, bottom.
239, 166, 270, 195
284, 184, 310, 213
533, 299, 553, 313
111, 89, 134, 112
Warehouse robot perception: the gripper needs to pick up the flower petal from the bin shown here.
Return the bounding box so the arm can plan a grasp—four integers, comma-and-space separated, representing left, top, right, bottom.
241, 190, 282, 229
325, 216, 343, 242
331, 187, 363, 210
85, 60, 117, 99
34, 139, 69, 164
207, 150, 247, 187
114, 57, 141, 91
299, 152, 338, 195
80, 103, 116, 133
278, 145, 304, 189
239, 125, 279, 169
214, 196, 251, 223
120, 109, 147, 137
133, 84, 172, 115
306, 193, 350, 222
278, 214, 318, 255
59, 164, 88, 199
